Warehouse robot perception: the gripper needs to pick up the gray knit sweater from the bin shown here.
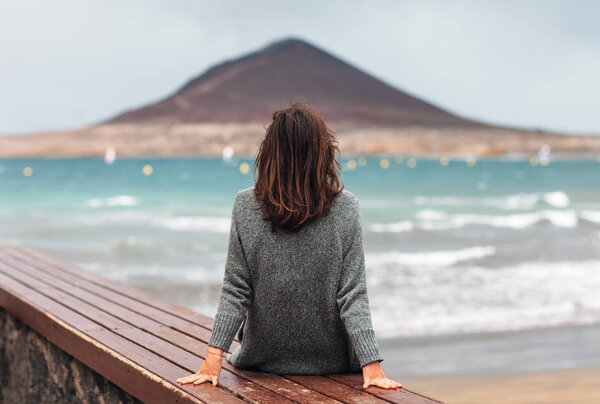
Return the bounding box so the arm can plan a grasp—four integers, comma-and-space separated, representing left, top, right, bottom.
207, 186, 384, 375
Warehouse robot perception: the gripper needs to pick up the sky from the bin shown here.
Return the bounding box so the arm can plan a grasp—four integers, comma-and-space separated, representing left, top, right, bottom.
1, 0, 599, 135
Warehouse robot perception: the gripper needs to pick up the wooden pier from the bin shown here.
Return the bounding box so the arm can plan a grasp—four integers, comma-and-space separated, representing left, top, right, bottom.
0, 246, 445, 403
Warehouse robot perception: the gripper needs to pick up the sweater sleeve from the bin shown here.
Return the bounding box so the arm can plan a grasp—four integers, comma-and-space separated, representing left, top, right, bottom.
208, 192, 253, 352
336, 198, 384, 368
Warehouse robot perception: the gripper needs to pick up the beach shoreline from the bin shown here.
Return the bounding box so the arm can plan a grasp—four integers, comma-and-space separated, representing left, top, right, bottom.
381, 323, 600, 378
2, 123, 600, 158
399, 366, 600, 404
381, 323, 600, 403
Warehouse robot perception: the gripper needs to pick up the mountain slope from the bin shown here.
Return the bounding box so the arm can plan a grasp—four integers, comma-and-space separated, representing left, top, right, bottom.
108, 37, 483, 127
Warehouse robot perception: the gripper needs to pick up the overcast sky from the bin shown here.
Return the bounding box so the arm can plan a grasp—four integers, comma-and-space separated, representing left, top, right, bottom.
1, 0, 599, 135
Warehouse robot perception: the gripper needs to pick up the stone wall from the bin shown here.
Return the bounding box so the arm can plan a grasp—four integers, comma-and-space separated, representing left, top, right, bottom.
0, 307, 143, 404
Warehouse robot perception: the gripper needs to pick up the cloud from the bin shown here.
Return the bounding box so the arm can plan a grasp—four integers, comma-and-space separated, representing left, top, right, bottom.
0, 0, 598, 134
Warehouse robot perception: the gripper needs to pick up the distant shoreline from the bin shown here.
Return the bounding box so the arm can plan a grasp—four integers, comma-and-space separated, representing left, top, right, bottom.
1, 152, 599, 160
1, 123, 600, 158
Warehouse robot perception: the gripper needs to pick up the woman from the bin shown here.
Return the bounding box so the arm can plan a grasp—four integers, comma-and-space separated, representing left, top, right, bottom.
177, 101, 402, 390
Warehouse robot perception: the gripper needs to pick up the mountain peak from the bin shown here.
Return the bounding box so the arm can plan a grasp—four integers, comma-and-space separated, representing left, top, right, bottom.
108, 37, 481, 128
259, 37, 312, 53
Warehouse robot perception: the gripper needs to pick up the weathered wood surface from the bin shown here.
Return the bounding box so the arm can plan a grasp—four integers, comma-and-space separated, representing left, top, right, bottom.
0, 246, 445, 404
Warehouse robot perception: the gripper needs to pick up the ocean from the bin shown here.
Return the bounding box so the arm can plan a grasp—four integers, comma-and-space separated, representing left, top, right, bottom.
2, 155, 600, 377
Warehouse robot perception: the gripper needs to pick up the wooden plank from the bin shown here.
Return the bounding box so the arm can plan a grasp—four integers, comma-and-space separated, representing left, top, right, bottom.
3, 250, 345, 404
0, 257, 293, 404
285, 375, 389, 404
329, 374, 446, 404
5, 248, 219, 347
13, 246, 221, 335
216, 369, 345, 404
0, 271, 239, 404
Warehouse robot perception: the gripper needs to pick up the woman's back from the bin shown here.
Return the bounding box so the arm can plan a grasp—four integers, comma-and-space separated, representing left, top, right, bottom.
179, 101, 400, 389
208, 185, 383, 375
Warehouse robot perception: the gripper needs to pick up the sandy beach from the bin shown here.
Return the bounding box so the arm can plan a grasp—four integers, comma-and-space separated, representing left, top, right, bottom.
2, 123, 600, 158
401, 367, 600, 404
380, 323, 600, 403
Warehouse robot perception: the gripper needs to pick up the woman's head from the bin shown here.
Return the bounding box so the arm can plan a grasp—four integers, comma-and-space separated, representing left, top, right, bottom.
253, 101, 344, 233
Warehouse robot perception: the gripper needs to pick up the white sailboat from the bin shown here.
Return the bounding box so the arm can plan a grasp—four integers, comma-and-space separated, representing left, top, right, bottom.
222, 145, 236, 166
104, 146, 116, 165
538, 144, 551, 166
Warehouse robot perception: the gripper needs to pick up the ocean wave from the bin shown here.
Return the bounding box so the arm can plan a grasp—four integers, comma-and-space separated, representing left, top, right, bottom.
420, 209, 578, 230
544, 191, 570, 208
368, 220, 414, 233
75, 210, 154, 225
369, 209, 580, 232
154, 216, 231, 233
415, 209, 448, 220
86, 195, 139, 208
413, 191, 570, 210
366, 246, 496, 268
74, 211, 231, 233
369, 260, 600, 339
79, 261, 223, 284
580, 210, 600, 224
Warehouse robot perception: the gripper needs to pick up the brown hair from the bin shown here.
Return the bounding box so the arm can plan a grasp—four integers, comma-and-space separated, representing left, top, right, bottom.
253, 101, 344, 233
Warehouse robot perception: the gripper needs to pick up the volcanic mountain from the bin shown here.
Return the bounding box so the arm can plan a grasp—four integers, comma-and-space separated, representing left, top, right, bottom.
108, 37, 483, 128
4, 37, 599, 158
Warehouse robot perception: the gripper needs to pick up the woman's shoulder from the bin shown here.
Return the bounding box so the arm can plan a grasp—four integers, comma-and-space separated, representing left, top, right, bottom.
335, 189, 360, 216
328, 189, 361, 237
236, 186, 255, 200
338, 189, 359, 205
238, 185, 254, 194
232, 186, 259, 217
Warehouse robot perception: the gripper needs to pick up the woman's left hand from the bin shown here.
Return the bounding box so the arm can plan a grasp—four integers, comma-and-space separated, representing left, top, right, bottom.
177, 347, 224, 387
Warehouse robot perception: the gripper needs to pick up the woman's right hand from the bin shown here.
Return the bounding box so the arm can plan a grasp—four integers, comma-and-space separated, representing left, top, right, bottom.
177, 346, 223, 387
362, 361, 402, 390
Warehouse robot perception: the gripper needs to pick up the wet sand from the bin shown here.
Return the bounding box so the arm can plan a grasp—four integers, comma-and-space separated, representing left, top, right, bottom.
380, 324, 600, 403
400, 367, 600, 404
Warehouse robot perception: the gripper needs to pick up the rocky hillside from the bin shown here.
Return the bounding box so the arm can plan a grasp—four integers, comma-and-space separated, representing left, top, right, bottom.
108, 37, 484, 128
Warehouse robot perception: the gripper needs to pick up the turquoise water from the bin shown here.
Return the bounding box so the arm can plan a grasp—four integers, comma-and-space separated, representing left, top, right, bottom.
2, 156, 600, 344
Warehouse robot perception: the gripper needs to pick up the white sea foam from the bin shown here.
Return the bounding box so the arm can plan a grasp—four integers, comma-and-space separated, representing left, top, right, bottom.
580, 210, 600, 224
86, 195, 139, 208
415, 209, 448, 220
544, 191, 570, 207
368, 260, 600, 338
413, 196, 466, 207
75, 211, 231, 233
502, 193, 540, 209
366, 246, 496, 268
155, 216, 231, 233
368, 209, 580, 233
368, 221, 414, 233
420, 209, 578, 230
75, 210, 154, 225
413, 191, 570, 210
80, 261, 222, 284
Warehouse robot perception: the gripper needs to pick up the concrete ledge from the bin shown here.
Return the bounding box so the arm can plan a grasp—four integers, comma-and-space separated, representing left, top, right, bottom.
0, 307, 142, 404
